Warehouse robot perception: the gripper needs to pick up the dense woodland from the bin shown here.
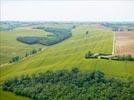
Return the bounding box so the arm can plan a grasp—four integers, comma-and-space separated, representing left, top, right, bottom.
39, 27, 72, 45
17, 27, 72, 46
2, 68, 134, 100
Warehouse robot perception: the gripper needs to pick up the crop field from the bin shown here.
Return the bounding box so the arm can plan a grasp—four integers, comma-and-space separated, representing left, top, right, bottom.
115, 31, 134, 55
0, 24, 134, 100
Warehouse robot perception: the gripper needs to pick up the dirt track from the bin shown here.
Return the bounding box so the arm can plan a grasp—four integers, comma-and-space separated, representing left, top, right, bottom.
115, 31, 134, 55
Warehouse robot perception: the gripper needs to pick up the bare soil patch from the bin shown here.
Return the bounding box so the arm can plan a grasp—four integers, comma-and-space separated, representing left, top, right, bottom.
115, 31, 134, 55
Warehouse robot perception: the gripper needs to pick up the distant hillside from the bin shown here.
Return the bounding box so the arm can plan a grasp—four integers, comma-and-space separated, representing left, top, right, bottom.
0, 21, 43, 31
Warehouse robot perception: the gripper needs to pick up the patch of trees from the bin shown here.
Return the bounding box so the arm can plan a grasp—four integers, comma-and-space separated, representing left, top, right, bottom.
85, 51, 134, 61
16, 37, 39, 44
72, 25, 76, 29
85, 51, 96, 58
9, 48, 42, 63
24, 48, 42, 57
86, 31, 89, 35
40, 27, 72, 45
2, 68, 134, 100
112, 55, 134, 61
17, 27, 72, 46
37, 27, 72, 45
85, 51, 111, 59
9, 56, 21, 63
127, 28, 134, 31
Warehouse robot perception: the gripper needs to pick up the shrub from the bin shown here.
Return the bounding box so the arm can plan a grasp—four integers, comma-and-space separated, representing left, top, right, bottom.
30, 49, 37, 55
10, 56, 21, 63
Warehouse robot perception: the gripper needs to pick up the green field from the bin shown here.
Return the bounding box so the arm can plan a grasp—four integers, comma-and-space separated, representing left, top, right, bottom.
1, 26, 134, 82
0, 27, 49, 65
0, 88, 30, 100
0, 23, 74, 65
0, 25, 134, 100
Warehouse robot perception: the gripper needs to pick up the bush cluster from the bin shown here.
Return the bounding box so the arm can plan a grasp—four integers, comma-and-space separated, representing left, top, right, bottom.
2, 68, 134, 100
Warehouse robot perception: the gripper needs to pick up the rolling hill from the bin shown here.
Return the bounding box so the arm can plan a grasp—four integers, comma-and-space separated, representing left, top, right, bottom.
0, 27, 48, 65
1, 25, 134, 83
0, 25, 134, 100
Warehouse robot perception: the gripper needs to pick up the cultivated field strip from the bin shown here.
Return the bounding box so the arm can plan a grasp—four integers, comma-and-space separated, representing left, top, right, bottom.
115, 31, 134, 55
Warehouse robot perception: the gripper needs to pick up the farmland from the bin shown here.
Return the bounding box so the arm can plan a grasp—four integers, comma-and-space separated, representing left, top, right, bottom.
0, 22, 76, 65
1, 25, 134, 81
0, 23, 134, 100
0, 27, 48, 65
1, 0, 134, 99
115, 31, 134, 55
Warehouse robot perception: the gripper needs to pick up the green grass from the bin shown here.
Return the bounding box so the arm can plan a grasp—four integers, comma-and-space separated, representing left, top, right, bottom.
0, 27, 49, 65
0, 25, 134, 100
0, 88, 30, 100
0, 26, 134, 84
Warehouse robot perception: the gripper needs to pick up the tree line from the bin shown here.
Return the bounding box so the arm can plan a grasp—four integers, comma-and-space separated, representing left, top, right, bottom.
9, 48, 42, 63
2, 68, 134, 100
85, 51, 134, 61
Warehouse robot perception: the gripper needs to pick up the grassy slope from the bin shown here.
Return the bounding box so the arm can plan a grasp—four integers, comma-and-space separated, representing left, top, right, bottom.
0, 26, 134, 100
0, 89, 30, 100
1, 26, 134, 83
0, 28, 48, 64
